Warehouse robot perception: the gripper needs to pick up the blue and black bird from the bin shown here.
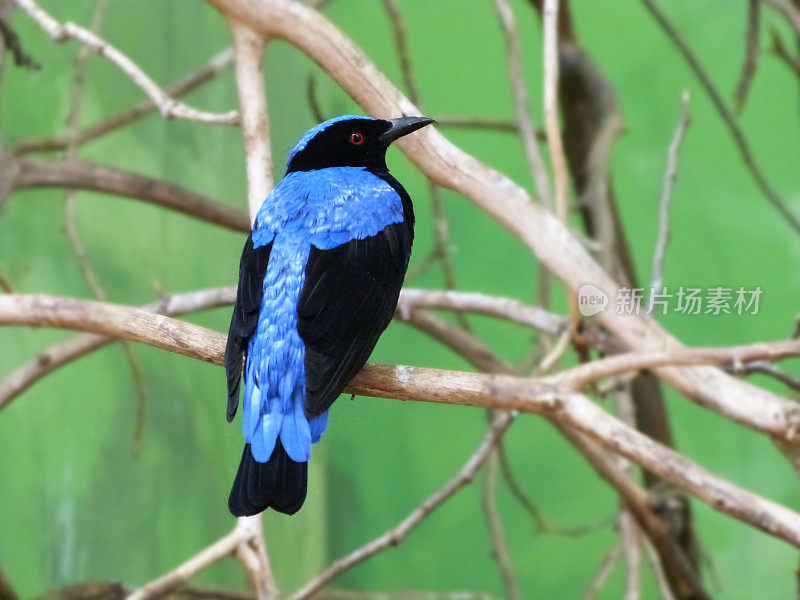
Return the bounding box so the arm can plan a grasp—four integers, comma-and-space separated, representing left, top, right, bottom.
225, 114, 435, 516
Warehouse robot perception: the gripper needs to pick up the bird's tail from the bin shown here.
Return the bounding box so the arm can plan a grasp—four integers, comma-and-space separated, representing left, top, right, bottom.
228, 441, 307, 516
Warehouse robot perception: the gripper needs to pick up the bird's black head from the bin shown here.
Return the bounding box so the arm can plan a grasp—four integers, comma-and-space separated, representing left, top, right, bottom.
285, 115, 435, 174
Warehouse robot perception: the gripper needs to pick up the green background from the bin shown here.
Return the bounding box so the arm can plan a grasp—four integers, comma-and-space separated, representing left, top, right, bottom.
1, 0, 799, 598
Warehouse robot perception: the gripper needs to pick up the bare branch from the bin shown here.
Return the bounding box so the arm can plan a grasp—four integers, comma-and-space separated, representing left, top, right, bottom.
733, 0, 761, 114
288, 412, 514, 600
231, 22, 272, 219
318, 592, 497, 600
13, 48, 235, 155
60, 0, 149, 455
0, 287, 235, 410
127, 526, 245, 600
205, 0, 800, 457
0, 267, 12, 293
650, 91, 691, 294
435, 116, 532, 135
492, 0, 553, 206
13, 0, 238, 125
641, 0, 800, 236
227, 20, 277, 598
0, 11, 38, 69
542, 0, 568, 223
619, 510, 642, 600
551, 341, 800, 390
643, 539, 678, 600
5, 295, 800, 549
496, 440, 614, 536
736, 360, 800, 393
482, 452, 521, 600
763, 0, 800, 37
581, 543, 622, 600
0, 565, 16, 600
381, 0, 420, 106
127, 516, 276, 600
398, 289, 566, 335
771, 28, 800, 78
10, 157, 250, 232
0, 287, 564, 411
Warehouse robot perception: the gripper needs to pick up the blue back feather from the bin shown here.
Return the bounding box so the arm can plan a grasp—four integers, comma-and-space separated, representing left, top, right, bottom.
244, 165, 403, 463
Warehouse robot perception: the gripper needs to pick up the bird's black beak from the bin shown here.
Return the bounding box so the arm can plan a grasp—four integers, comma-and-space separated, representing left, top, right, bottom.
380, 116, 436, 145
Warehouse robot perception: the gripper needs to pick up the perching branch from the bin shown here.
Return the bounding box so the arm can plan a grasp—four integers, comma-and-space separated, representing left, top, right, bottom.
0, 287, 566, 411
4, 294, 800, 550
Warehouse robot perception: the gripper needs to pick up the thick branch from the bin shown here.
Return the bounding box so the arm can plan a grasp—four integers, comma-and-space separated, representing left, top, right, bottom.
0, 286, 235, 410
4, 294, 800, 548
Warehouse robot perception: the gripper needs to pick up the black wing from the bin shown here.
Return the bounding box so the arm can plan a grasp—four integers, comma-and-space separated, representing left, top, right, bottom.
297, 218, 412, 416
225, 233, 272, 422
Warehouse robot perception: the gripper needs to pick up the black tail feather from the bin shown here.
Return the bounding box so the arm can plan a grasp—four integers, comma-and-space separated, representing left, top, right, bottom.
229, 441, 308, 516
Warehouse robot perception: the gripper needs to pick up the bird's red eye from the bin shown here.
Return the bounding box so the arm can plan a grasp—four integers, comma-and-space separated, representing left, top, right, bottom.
349, 132, 364, 145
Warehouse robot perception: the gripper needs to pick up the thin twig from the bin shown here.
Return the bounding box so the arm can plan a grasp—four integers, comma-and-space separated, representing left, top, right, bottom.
306, 74, 327, 122
398, 288, 567, 336
641, 0, 800, 236
435, 116, 535, 135
643, 538, 678, 600
733, 0, 761, 114
0, 268, 12, 293
288, 413, 514, 600
0, 12, 38, 69
61, 0, 149, 455
542, 0, 567, 222
650, 91, 691, 295
581, 543, 623, 600
318, 592, 497, 600
0, 565, 16, 600
542, 0, 582, 334
482, 452, 521, 600
736, 360, 800, 393
763, 0, 800, 37
496, 441, 614, 536
380, 0, 467, 329
126, 516, 273, 600
771, 28, 800, 78
492, 0, 553, 207
13, 47, 235, 155
619, 510, 642, 600
381, 0, 420, 106
13, 0, 238, 125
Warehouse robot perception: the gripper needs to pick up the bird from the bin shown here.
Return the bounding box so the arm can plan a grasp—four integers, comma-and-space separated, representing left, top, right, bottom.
225, 114, 435, 517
